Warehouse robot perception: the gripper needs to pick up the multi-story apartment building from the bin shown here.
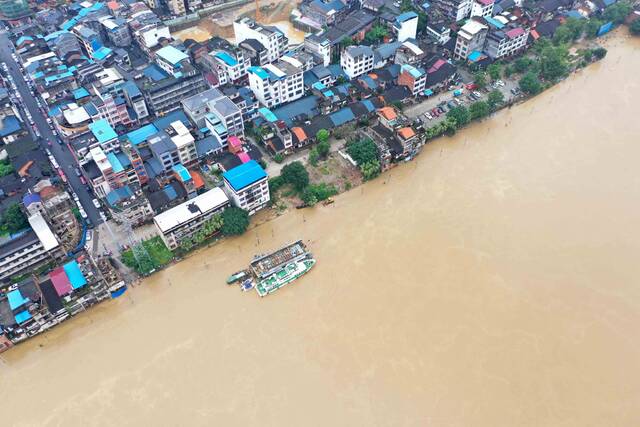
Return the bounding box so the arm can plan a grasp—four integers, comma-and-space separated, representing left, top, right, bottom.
222, 160, 269, 215
471, 0, 494, 17
432, 0, 472, 22
454, 20, 488, 59
200, 49, 250, 86
303, 34, 331, 67
90, 92, 133, 128
393, 12, 419, 42
341, 45, 375, 80
105, 184, 153, 226
73, 25, 103, 58
139, 46, 208, 114
100, 17, 132, 47
247, 60, 304, 108
239, 39, 271, 67
484, 27, 529, 59
122, 81, 149, 121
0, 213, 63, 281
182, 88, 244, 146
154, 187, 230, 250
167, 0, 186, 16
397, 64, 427, 96
233, 18, 288, 63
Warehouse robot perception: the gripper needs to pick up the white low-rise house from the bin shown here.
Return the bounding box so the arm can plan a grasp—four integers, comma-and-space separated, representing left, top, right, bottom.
222, 160, 269, 215
341, 45, 375, 80
153, 188, 230, 250
233, 18, 288, 63
485, 27, 529, 59
247, 61, 304, 108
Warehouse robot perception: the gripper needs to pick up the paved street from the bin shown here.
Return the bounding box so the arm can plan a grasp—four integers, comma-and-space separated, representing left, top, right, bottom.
0, 31, 102, 226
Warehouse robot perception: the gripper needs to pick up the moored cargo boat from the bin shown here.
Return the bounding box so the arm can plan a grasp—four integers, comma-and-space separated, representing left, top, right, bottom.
255, 258, 316, 297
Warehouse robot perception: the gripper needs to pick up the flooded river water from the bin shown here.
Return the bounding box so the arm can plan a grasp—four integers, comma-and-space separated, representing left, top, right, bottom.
2, 33, 640, 426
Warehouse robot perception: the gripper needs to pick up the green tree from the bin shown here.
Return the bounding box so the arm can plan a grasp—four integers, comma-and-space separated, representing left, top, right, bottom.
360, 160, 380, 181
487, 90, 505, 110
1, 203, 28, 234
553, 17, 585, 44
346, 138, 378, 165
631, 19, 640, 36
316, 129, 329, 144
274, 153, 284, 163
539, 45, 569, 81
503, 64, 515, 77
487, 63, 501, 80
221, 207, 250, 236
585, 19, 603, 38
473, 71, 487, 89
281, 161, 309, 192
513, 57, 533, 73
0, 160, 13, 177
447, 106, 470, 127
592, 47, 607, 60
301, 188, 318, 206
364, 24, 388, 44
308, 148, 319, 166
519, 72, 543, 95
317, 140, 330, 158
603, 1, 632, 25
469, 101, 490, 120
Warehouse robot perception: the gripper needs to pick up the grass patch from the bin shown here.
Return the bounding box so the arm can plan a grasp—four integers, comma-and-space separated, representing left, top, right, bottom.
121, 236, 173, 275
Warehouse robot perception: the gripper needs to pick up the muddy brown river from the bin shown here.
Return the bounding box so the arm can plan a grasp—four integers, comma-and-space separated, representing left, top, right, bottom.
1, 32, 639, 426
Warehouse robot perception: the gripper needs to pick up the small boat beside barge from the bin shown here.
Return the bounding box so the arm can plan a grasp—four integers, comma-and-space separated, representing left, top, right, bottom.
226, 270, 248, 284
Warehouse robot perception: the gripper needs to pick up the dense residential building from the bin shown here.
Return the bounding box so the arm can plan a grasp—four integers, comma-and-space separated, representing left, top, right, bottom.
300, 0, 348, 27
238, 39, 271, 67
0, 213, 63, 281
233, 18, 288, 63
247, 60, 304, 108
432, 0, 473, 21
182, 87, 244, 145
139, 46, 208, 114
154, 188, 230, 250
398, 64, 427, 96
0, 0, 29, 19
393, 12, 419, 42
303, 34, 331, 67
484, 27, 529, 59
471, 0, 495, 17
167, 0, 186, 16
341, 45, 375, 80
222, 160, 269, 215
426, 21, 452, 45
454, 20, 488, 59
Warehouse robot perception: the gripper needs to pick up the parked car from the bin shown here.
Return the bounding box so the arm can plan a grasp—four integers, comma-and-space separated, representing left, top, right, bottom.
92, 198, 101, 209
425, 112, 433, 120
79, 176, 87, 185
74, 167, 81, 177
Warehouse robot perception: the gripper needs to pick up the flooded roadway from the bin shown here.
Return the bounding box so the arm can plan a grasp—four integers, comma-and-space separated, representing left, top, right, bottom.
1, 32, 640, 426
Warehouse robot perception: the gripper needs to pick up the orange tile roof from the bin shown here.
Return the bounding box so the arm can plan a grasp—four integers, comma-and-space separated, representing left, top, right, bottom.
398, 127, 415, 140
107, 1, 121, 9
291, 127, 307, 142
378, 107, 397, 121
189, 170, 205, 189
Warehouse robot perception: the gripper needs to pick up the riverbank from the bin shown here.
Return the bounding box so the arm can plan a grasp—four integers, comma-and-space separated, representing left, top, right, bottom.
1, 30, 639, 426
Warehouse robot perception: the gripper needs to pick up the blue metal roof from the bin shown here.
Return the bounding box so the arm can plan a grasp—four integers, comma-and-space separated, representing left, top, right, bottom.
484, 16, 505, 29
89, 119, 117, 144
361, 99, 375, 112
310, 0, 345, 12
0, 115, 21, 137
126, 123, 158, 146
107, 152, 124, 173
156, 45, 188, 65
248, 66, 269, 80
215, 51, 238, 66
153, 109, 190, 130
273, 95, 318, 126
329, 107, 355, 127
72, 87, 90, 99
7, 289, 29, 310
14, 310, 32, 324
63, 260, 87, 289
92, 46, 112, 61
143, 64, 168, 82
106, 185, 133, 207
312, 81, 327, 91
396, 11, 418, 24
258, 107, 278, 123
223, 160, 267, 191
163, 184, 178, 200
172, 164, 192, 182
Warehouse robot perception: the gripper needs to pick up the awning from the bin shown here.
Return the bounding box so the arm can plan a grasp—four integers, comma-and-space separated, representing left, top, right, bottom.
15, 310, 32, 324
423, 89, 434, 96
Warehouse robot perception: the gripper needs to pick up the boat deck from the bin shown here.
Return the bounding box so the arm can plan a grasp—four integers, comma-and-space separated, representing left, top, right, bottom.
250, 240, 307, 278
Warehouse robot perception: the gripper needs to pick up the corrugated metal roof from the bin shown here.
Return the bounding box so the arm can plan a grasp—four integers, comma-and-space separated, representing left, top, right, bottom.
223, 160, 267, 191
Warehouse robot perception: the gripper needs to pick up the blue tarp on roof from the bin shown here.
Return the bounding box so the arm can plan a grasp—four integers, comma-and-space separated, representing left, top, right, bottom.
163, 184, 178, 200
424, 89, 434, 96
106, 185, 133, 207
312, 81, 327, 91
89, 119, 117, 143
7, 289, 29, 310
172, 164, 192, 182
63, 260, 87, 289
215, 51, 238, 66
126, 123, 158, 146
322, 90, 335, 97
107, 152, 124, 173
93, 46, 112, 60
15, 310, 32, 324
329, 107, 355, 127
248, 66, 269, 80
468, 51, 483, 62
73, 87, 90, 99
223, 160, 267, 191
258, 107, 278, 123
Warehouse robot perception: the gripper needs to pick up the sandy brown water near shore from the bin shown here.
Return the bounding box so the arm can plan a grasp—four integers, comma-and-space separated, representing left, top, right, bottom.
1, 31, 640, 426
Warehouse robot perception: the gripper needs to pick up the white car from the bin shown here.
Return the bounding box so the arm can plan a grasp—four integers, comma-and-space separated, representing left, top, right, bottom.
425, 112, 433, 120
92, 198, 101, 209
496, 80, 505, 87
